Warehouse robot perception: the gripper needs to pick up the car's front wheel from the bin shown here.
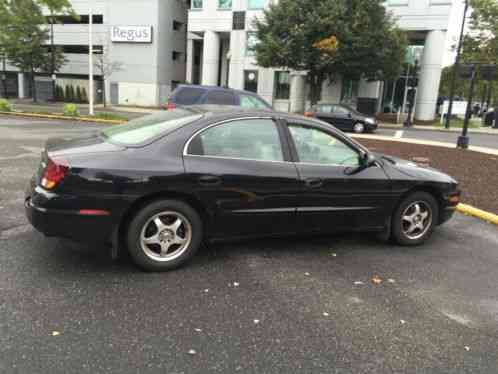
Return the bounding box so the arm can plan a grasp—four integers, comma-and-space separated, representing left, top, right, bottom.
392, 192, 439, 246
353, 122, 365, 133
127, 200, 203, 271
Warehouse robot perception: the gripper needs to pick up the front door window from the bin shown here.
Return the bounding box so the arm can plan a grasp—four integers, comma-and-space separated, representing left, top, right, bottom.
289, 125, 360, 167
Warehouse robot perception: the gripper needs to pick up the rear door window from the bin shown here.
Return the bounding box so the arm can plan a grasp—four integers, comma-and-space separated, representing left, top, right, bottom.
175, 87, 206, 105
205, 91, 237, 105
188, 119, 284, 162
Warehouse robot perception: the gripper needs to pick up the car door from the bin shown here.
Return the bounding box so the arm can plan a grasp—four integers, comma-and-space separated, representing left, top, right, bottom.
285, 121, 394, 233
313, 105, 336, 125
183, 117, 300, 239
330, 105, 354, 131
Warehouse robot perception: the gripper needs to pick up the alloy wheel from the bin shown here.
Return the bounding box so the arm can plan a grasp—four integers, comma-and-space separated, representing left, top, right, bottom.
401, 201, 433, 240
140, 211, 192, 262
353, 123, 365, 133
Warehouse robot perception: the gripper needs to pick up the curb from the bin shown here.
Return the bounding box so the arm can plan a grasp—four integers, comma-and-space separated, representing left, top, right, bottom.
350, 133, 498, 156
0, 110, 127, 125
379, 123, 498, 135
456, 204, 498, 226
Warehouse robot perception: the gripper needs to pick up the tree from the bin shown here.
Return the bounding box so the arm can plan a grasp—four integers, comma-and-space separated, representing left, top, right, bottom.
94, 42, 123, 107
37, 0, 75, 98
0, 0, 67, 102
254, 0, 407, 105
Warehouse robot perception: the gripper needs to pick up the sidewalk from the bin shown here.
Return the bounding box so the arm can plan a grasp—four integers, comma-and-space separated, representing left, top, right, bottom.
379, 122, 498, 135
6, 99, 157, 119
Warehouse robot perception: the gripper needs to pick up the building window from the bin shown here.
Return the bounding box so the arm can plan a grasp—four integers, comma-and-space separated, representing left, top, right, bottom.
341, 78, 359, 103
248, 0, 266, 9
191, 0, 203, 9
274, 71, 290, 100
218, 0, 232, 9
173, 20, 183, 31
46, 45, 103, 54
171, 80, 180, 91
244, 70, 258, 93
172, 51, 182, 61
246, 32, 258, 56
45, 14, 103, 24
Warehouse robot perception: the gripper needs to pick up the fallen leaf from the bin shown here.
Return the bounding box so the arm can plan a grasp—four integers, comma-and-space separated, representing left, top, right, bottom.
372, 275, 382, 285
387, 278, 396, 283
323, 312, 330, 317
400, 320, 406, 325
188, 349, 197, 355
254, 319, 260, 324
194, 328, 202, 332
305, 272, 310, 276
233, 282, 240, 287
354, 281, 364, 285
51, 331, 60, 336
464, 346, 470, 351
331, 253, 337, 257
204, 289, 209, 293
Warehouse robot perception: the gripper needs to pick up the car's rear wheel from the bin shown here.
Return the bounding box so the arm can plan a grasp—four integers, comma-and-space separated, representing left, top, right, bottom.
127, 200, 203, 271
392, 192, 439, 246
353, 122, 365, 133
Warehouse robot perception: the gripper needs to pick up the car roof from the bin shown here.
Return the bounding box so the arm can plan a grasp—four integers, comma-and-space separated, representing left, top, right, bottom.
175, 84, 261, 96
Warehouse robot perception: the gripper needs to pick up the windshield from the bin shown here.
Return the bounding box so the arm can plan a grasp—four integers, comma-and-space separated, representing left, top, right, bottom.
101, 109, 203, 146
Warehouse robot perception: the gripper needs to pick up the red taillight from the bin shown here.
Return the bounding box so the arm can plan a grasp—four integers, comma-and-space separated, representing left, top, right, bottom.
167, 98, 176, 111
304, 111, 313, 117
41, 157, 69, 190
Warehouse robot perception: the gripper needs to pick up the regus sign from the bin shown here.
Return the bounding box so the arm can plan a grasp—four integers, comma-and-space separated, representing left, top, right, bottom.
111, 26, 153, 43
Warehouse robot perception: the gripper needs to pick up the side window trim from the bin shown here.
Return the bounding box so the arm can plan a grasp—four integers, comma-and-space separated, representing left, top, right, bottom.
183, 117, 292, 163
283, 121, 362, 166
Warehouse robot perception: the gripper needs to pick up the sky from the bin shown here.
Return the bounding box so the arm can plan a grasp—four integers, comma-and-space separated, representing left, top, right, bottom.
443, 0, 467, 66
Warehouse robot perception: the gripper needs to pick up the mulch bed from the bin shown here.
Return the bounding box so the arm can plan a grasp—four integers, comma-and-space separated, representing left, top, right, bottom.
356, 139, 498, 215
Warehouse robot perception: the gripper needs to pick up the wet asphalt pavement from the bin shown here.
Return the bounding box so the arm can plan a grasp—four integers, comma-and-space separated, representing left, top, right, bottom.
1, 116, 498, 374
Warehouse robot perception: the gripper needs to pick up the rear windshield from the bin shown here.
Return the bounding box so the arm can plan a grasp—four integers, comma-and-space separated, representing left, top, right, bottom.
100, 109, 203, 146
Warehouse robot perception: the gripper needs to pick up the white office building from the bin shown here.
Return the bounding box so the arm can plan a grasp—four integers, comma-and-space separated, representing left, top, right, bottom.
186, 0, 455, 120
2, 0, 188, 107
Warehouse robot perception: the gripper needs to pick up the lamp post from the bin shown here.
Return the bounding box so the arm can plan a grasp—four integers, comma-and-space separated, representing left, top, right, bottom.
457, 64, 476, 149
50, 14, 56, 101
404, 59, 419, 128
1, 50, 7, 98
445, 0, 470, 129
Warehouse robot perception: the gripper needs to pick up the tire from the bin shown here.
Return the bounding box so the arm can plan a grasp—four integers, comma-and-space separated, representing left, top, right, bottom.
353, 122, 365, 133
391, 192, 439, 246
126, 200, 203, 272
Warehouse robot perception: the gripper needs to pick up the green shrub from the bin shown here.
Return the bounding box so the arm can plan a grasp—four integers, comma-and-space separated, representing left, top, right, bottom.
63, 103, 79, 117
94, 112, 128, 121
56, 85, 64, 101
76, 86, 82, 103
0, 98, 12, 112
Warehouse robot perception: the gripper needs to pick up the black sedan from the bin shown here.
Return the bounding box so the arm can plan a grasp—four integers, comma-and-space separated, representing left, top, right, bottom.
26, 106, 460, 271
305, 103, 378, 133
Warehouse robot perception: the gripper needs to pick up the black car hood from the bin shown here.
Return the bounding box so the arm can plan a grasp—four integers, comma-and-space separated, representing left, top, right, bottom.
46, 132, 125, 157
378, 153, 457, 184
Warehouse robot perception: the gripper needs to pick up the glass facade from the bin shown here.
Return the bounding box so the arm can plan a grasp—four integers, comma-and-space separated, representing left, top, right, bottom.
274, 71, 290, 100
248, 0, 266, 9
218, 0, 232, 9
191, 0, 203, 9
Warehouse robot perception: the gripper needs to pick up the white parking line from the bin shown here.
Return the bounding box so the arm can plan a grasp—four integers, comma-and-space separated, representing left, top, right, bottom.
394, 130, 404, 139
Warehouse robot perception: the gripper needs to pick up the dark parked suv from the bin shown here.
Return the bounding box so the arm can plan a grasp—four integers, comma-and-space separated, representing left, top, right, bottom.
167, 84, 272, 111
305, 103, 378, 133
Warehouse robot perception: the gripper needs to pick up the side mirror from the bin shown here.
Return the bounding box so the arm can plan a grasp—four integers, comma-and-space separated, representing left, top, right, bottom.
347, 112, 353, 118
344, 153, 376, 175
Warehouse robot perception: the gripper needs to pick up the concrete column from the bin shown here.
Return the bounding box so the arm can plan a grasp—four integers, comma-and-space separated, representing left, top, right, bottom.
228, 30, 245, 90
201, 30, 220, 86
186, 38, 194, 84
18, 73, 25, 99
289, 73, 306, 113
415, 30, 446, 121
